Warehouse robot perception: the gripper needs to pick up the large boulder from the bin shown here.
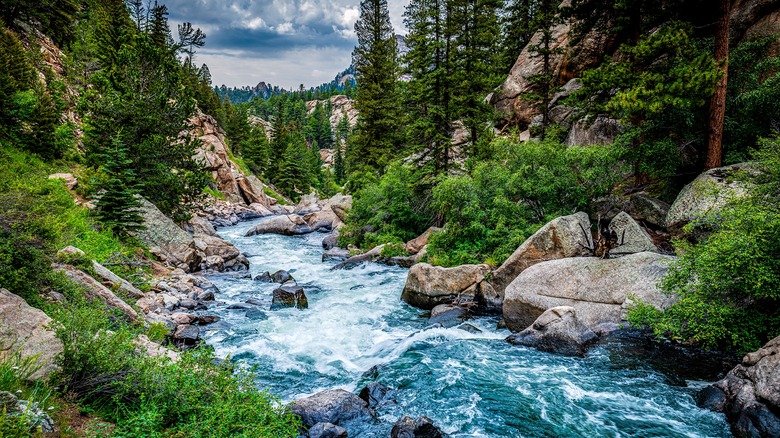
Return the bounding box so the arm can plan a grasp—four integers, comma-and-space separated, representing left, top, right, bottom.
607, 212, 657, 256
401, 263, 491, 310
271, 285, 308, 310
245, 215, 313, 236
626, 194, 670, 228
237, 175, 269, 207
134, 198, 201, 271
506, 306, 598, 356
666, 163, 752, 234
295, 193, 321, 215
503, 252, 674, 332
305, 209, 341, 232
0, 289, 63, 380
405, 227, 442, 255
700, 335, 780, 437
329, 194, 353, 222
486, 212, 592, 300
565, 115, 621, 147
53, 264, 141, 322
289, 389, 371, 428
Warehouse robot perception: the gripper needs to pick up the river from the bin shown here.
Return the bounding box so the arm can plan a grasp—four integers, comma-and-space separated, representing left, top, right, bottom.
202, 217, 731, 437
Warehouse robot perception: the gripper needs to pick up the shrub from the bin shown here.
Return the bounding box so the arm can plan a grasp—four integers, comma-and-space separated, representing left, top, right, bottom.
628, 137, 780, 353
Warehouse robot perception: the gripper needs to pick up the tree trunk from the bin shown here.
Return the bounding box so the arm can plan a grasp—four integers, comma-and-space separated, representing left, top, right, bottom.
705, 0, 731, 170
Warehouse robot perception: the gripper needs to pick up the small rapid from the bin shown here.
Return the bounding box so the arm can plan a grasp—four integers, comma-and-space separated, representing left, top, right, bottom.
202, 217, 731, 437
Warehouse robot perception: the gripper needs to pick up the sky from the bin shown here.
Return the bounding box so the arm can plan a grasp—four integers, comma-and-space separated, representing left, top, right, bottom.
159, 0, 411, 89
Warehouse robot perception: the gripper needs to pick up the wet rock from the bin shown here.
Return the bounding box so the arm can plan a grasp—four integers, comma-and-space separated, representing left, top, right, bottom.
358, 382, 393, 410
405, 227, 442, 255
290, 389, 371, 428
0, 289, 63, 380
271, 270, 295, 284
506, 306, 598, 356
486, 212, 592, 302
227, 303, 254, 310
332, 245, 385, 269
172, 324, 199, 346
401, 263, 491, 310
390, 415, 447, 438
322, 234, 340, 250
323, 248, 350, 262
308, 422, 348, 438
245, 298, 265, 306
271, 285, 309, 310
457, 323, 482, 334
197, 290, 215, 301
607, 212, 657, 255
245, 215, 313, 236
195, 315, 220, 325
254, 272, 273, 282
428, 304, 470, 328
702, 335, 780, 437
305, 209, 341, 232
503, 252, 675, 332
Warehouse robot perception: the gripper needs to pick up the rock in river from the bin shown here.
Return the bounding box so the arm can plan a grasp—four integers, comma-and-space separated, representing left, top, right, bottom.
271, 285, 308, 310
290, 389, 371, 428
506, 306, 598, 356
401, 263, 491, 310
245, 215, 313, 236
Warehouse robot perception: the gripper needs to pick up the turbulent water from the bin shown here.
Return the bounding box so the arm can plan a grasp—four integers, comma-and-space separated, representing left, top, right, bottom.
202, 217, 731, 437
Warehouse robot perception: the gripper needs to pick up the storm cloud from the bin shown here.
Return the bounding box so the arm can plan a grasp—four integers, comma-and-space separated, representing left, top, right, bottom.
159, 0, 410, 88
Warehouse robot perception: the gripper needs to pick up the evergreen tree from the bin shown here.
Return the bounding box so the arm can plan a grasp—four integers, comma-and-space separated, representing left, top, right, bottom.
241, 126, 270, 175
334, 143, 346, 185
500, 0, 536, 73
93, 136, 145, 235
351, 0, 402, 172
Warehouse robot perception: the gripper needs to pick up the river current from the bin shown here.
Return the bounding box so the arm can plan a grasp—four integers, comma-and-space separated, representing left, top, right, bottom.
202, 217, 731, 437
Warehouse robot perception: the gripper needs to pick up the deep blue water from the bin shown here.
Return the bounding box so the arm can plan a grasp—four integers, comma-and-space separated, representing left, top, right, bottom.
202, 217, 731, 437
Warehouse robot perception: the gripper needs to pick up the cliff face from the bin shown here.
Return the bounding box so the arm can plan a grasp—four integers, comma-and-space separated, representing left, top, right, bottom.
305, 95, 359, 133
491, 0, 780, 129
188, 110, 271, 208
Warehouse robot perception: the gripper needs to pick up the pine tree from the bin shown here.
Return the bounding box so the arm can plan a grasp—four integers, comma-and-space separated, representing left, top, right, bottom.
94, 137, 145, 235
334, 143, 346, 185
351, 0, 402, 172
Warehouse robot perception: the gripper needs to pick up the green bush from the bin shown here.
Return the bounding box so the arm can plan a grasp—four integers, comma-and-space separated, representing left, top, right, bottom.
339, 163, 431, 250
628, 137, 780, 353
426, 136, 624, 266
51, 300, 300, 437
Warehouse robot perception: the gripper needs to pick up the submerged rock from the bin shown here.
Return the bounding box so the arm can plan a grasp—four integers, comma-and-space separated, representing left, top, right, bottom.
390, 415, 448, 438
323, 248, 350, 262
271, 285, 309, 310
358, 382, 394, 410
322, 234, 340, 250
271, 270, 294, 284
290, 389, 371, 428
254, 271, 273, 282
428, 304, 470, 328
506, 306, 598, 356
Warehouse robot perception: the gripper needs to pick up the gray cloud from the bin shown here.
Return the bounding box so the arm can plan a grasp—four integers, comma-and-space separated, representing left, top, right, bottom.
159, 0, 410, 87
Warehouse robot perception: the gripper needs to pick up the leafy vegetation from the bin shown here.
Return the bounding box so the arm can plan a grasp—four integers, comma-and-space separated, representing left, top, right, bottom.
628, 137, 780, 353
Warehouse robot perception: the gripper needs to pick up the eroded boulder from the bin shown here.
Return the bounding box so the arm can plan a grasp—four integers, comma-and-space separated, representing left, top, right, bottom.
401, 263, 490, 310
486, 212, 592, 300
506, 306, 597, 356
503, 252, 674, 332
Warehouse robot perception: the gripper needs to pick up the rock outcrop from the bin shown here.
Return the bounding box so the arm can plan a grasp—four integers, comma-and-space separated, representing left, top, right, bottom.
53, 264, 141, 322
290, 389, 371, 428
405, 227, 441, 255
503, 251, 674, 332
486, 212, 592, 301
401, 263, 491, 310
0, 289, 63, 380
506, 306, 598, 356
666, 163, 752, 234
700, 335, 780, 437
565, 115, 621, 147
305, 95, 359, 134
